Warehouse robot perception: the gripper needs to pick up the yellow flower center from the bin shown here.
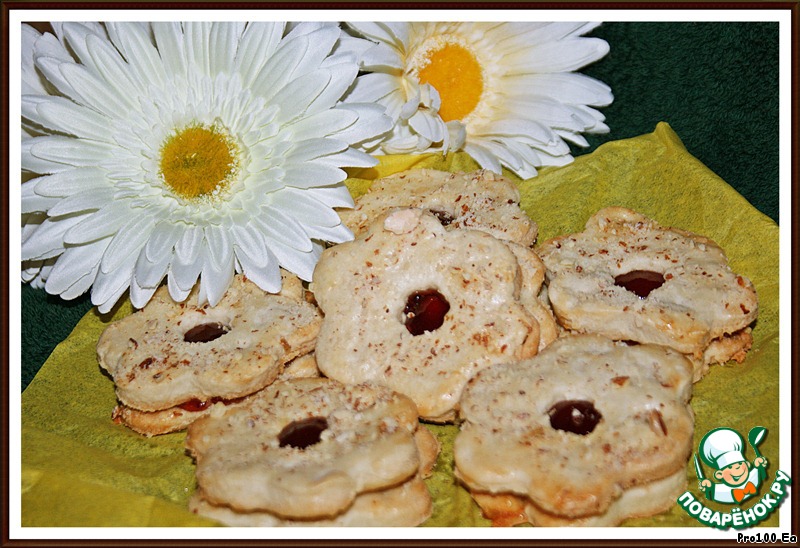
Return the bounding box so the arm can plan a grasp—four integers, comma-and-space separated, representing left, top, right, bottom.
416, 41, 484, 123
159, 124, 239, 201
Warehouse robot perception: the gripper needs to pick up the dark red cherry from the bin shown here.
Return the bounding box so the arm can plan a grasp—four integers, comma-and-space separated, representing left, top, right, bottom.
278, 417, 329, 449
183, 322, 229, 343
548, 400, 602, 435
614, 270, 665, 298
404, 289, 450, 335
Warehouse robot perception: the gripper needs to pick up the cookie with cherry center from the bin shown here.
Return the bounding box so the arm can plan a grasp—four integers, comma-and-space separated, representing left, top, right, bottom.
310, 207, 541, 422
454, 333, 695, 526
186, 377, 438, 526
96, 272, 321, 436
536, 206, 758, 381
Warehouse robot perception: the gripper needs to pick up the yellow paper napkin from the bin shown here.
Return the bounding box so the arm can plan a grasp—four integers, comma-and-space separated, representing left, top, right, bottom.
21, 123, 780, 528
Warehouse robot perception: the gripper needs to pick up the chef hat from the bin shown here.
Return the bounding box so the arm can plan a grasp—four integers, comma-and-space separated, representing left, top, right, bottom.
700, 427, 746, 469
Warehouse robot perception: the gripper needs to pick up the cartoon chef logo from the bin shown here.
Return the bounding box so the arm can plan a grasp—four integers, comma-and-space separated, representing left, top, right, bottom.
695, 427, 768, 505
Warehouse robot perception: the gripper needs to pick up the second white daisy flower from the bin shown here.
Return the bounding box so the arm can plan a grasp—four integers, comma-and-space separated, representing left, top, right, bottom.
344, 22, 613, 179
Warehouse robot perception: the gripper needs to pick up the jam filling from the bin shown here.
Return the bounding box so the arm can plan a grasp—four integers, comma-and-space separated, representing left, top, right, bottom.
183, 322, 230, 343
548, 400, 602, 435
178, 395, 245, 412
614, 270, 665, 298
278, 417, 329, 449
404, 289, 450, 336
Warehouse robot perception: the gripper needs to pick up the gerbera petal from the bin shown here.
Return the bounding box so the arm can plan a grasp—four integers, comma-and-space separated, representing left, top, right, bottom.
507, 72, 613, 107
21, 215, 81, 260
408, 110, 446, 143
344, 72, 401, 104
234, 244, 282, 294
270, 188, 343, 228
44, 238, 107, 295
129, 280, 160, 310
144, 221, 183, 263
59, 62, 137, 116
512, 38, 610, 73
230, 223, 272, 268
331, 103, 392, 145
151, 22, 186, 78
199, 243, 235, 307
170, 250, 204, 294
268, 239, 322, 283
22, 25, 49, 94
22, 138, 70, 174
26, 95, 113, 141
318, 147, 379, 169
21, 179, 60, 214
58, 23, 106, 66
63, 201, 130, 244
33, 56, 80, 100
31, 167, 108, 198
92, 262, 135, 314
105, 22, 167, 89
270, 69, 331, 124
305, 185, 355, 209
286, 138, 348, 163
182, 22, 213, 75
47, 187, 115, 217
463, 142, 503, 174
345, 22, 395, 45
83, 32, 145, 98
480, 118, 557, 144
282, 163, 346, 190
255, 207, 314, 253
173, 225, 203, 265
100, 215, 155, 274
203, 225, 235, 271
235, 22, 286, 87
134, 246, 171, 289
287, 109, 359, 142
208, 22, 245, 76
492, 22, 591, 47
358, 41, 404, 70
301, 222, 353, 244
29, 135, 115, 169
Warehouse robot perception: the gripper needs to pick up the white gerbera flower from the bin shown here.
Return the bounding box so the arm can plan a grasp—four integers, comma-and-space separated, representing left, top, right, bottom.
21, 22, 390, 313
344, 22, 613, 178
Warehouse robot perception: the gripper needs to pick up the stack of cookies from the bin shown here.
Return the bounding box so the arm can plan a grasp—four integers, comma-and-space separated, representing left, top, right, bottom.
94, 168, 759, 527
97, 272, 322, 436
453, 334, 696, 526
186, 378, 438, 527
536, 206, 759, 381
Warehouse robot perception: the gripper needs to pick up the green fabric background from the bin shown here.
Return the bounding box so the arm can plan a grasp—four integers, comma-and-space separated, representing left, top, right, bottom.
19, 21, 780, 391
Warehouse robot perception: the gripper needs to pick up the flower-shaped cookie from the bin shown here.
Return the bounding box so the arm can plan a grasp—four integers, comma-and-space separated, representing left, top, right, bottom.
312, 208, 540, 421
537, 207, 758, 380
339, 169, 538, 246
455, 334, 695, 525
186, 378, 428, 521
97, 273, 320, 413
